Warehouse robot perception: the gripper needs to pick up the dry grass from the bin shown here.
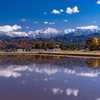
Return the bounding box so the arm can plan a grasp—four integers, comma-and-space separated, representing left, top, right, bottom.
0, 51, 39, 55
1, 50, 100, 56
40, 50, 100, 55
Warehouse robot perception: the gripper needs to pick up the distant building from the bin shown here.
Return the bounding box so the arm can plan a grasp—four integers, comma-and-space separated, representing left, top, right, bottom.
30, 49, 44, 51
67, 48, 72, 51
16, 49, 23, 52
47, 48, 62, 51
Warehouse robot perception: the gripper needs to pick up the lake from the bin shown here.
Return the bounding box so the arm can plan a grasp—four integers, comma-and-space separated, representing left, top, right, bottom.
0, 55, 100, 100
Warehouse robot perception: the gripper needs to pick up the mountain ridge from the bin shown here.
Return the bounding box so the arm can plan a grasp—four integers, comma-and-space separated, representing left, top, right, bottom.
0, 33, 100, 45
1, 27, 100, 39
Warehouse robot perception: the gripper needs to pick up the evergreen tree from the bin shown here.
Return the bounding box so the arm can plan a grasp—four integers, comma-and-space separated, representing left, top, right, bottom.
60, 44, 64, 50
35, 43, 41, 49
41, 43, 47, 50
46, 43, 52, 49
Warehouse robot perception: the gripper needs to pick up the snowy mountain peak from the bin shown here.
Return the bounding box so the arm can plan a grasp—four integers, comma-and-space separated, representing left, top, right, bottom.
0, 25, 100, 38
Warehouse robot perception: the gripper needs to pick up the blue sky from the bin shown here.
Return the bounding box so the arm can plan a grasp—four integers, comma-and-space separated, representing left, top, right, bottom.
0, 0, 100, 32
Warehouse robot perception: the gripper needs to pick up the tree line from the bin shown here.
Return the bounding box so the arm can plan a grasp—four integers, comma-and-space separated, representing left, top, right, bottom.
1, 36, 99, 51
35, 43, 78, 50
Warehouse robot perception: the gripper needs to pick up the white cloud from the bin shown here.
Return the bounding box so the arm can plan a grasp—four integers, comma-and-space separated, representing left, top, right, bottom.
66, 6, 79, 14
0, 25, 22, 32
77, 25, 98, 30
66, 88, 79, 96
93, 21, 96, 23
26, 27, 29, 29
49, 22, 55, 25
64, 20, 68, 22
60, 9, 64, 12
44, 21, 48, 24
44, 12, 46, 14
21, 18, 26, 22
34, 21, 38, 24
11, 31, 28, 37
97, 1, 100, 4
20, 18, 29, 22
51, 9, 60, 14
0, 25, 27, 37
64, 29, 75, 34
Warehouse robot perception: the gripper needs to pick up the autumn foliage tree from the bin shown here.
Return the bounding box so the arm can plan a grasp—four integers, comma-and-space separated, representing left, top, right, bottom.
93, 37, 99, 48
86, 37, 93, 46
86, 37, 99, 50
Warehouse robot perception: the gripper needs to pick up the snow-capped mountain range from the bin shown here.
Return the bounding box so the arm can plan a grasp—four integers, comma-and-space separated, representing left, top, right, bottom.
0, 26, 100, 38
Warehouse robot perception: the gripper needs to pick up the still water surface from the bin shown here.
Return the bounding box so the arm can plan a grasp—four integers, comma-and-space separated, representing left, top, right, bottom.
0, 55, 100, 100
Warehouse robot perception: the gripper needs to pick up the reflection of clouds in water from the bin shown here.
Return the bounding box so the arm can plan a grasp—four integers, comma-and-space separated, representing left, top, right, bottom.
52, 88, 63, 94
26, 73, 29, 76
0, 70, 21, 78
44, 78, 48, 81
97, 98, 100, 100
29, 64, 60, 75
1, 63, 100, 78
44, 77, 55, 81
52, 88, 79, 96
29, 64, 100, 78
28, 64, 75, 75
34, 79, 38, 81
21, 80, 26, 84
44, 88, 46, 91
77, 72, 98, 77
64, 80, 68, 83
0, 65, 28, 78
66, 88, 79, 96
49, 77, 55, 81
93, 79, 96, 82
64, 69, 75, 74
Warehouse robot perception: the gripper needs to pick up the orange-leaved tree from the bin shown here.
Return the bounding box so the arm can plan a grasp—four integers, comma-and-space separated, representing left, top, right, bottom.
93, 37, 99, 47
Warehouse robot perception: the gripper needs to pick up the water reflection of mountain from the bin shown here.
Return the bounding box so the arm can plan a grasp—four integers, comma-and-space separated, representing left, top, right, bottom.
0, 55, 100, 68
0, 55, 100, 78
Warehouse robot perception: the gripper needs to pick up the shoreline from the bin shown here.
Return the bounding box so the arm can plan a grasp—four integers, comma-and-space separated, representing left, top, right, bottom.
0, 51, 100, 58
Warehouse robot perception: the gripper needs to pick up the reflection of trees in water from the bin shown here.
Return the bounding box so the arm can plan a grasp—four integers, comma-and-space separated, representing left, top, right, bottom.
86, 59, 99, 68
35, 55, 41, 60
0, 55, 100, 69
35, 55, 54, 60
0, 55, 61, 66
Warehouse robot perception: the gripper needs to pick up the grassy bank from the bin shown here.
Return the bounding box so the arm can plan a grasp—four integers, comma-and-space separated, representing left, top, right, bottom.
1, 50, 100, 58
0, 51, 39, 55
39, 50, 100, 57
